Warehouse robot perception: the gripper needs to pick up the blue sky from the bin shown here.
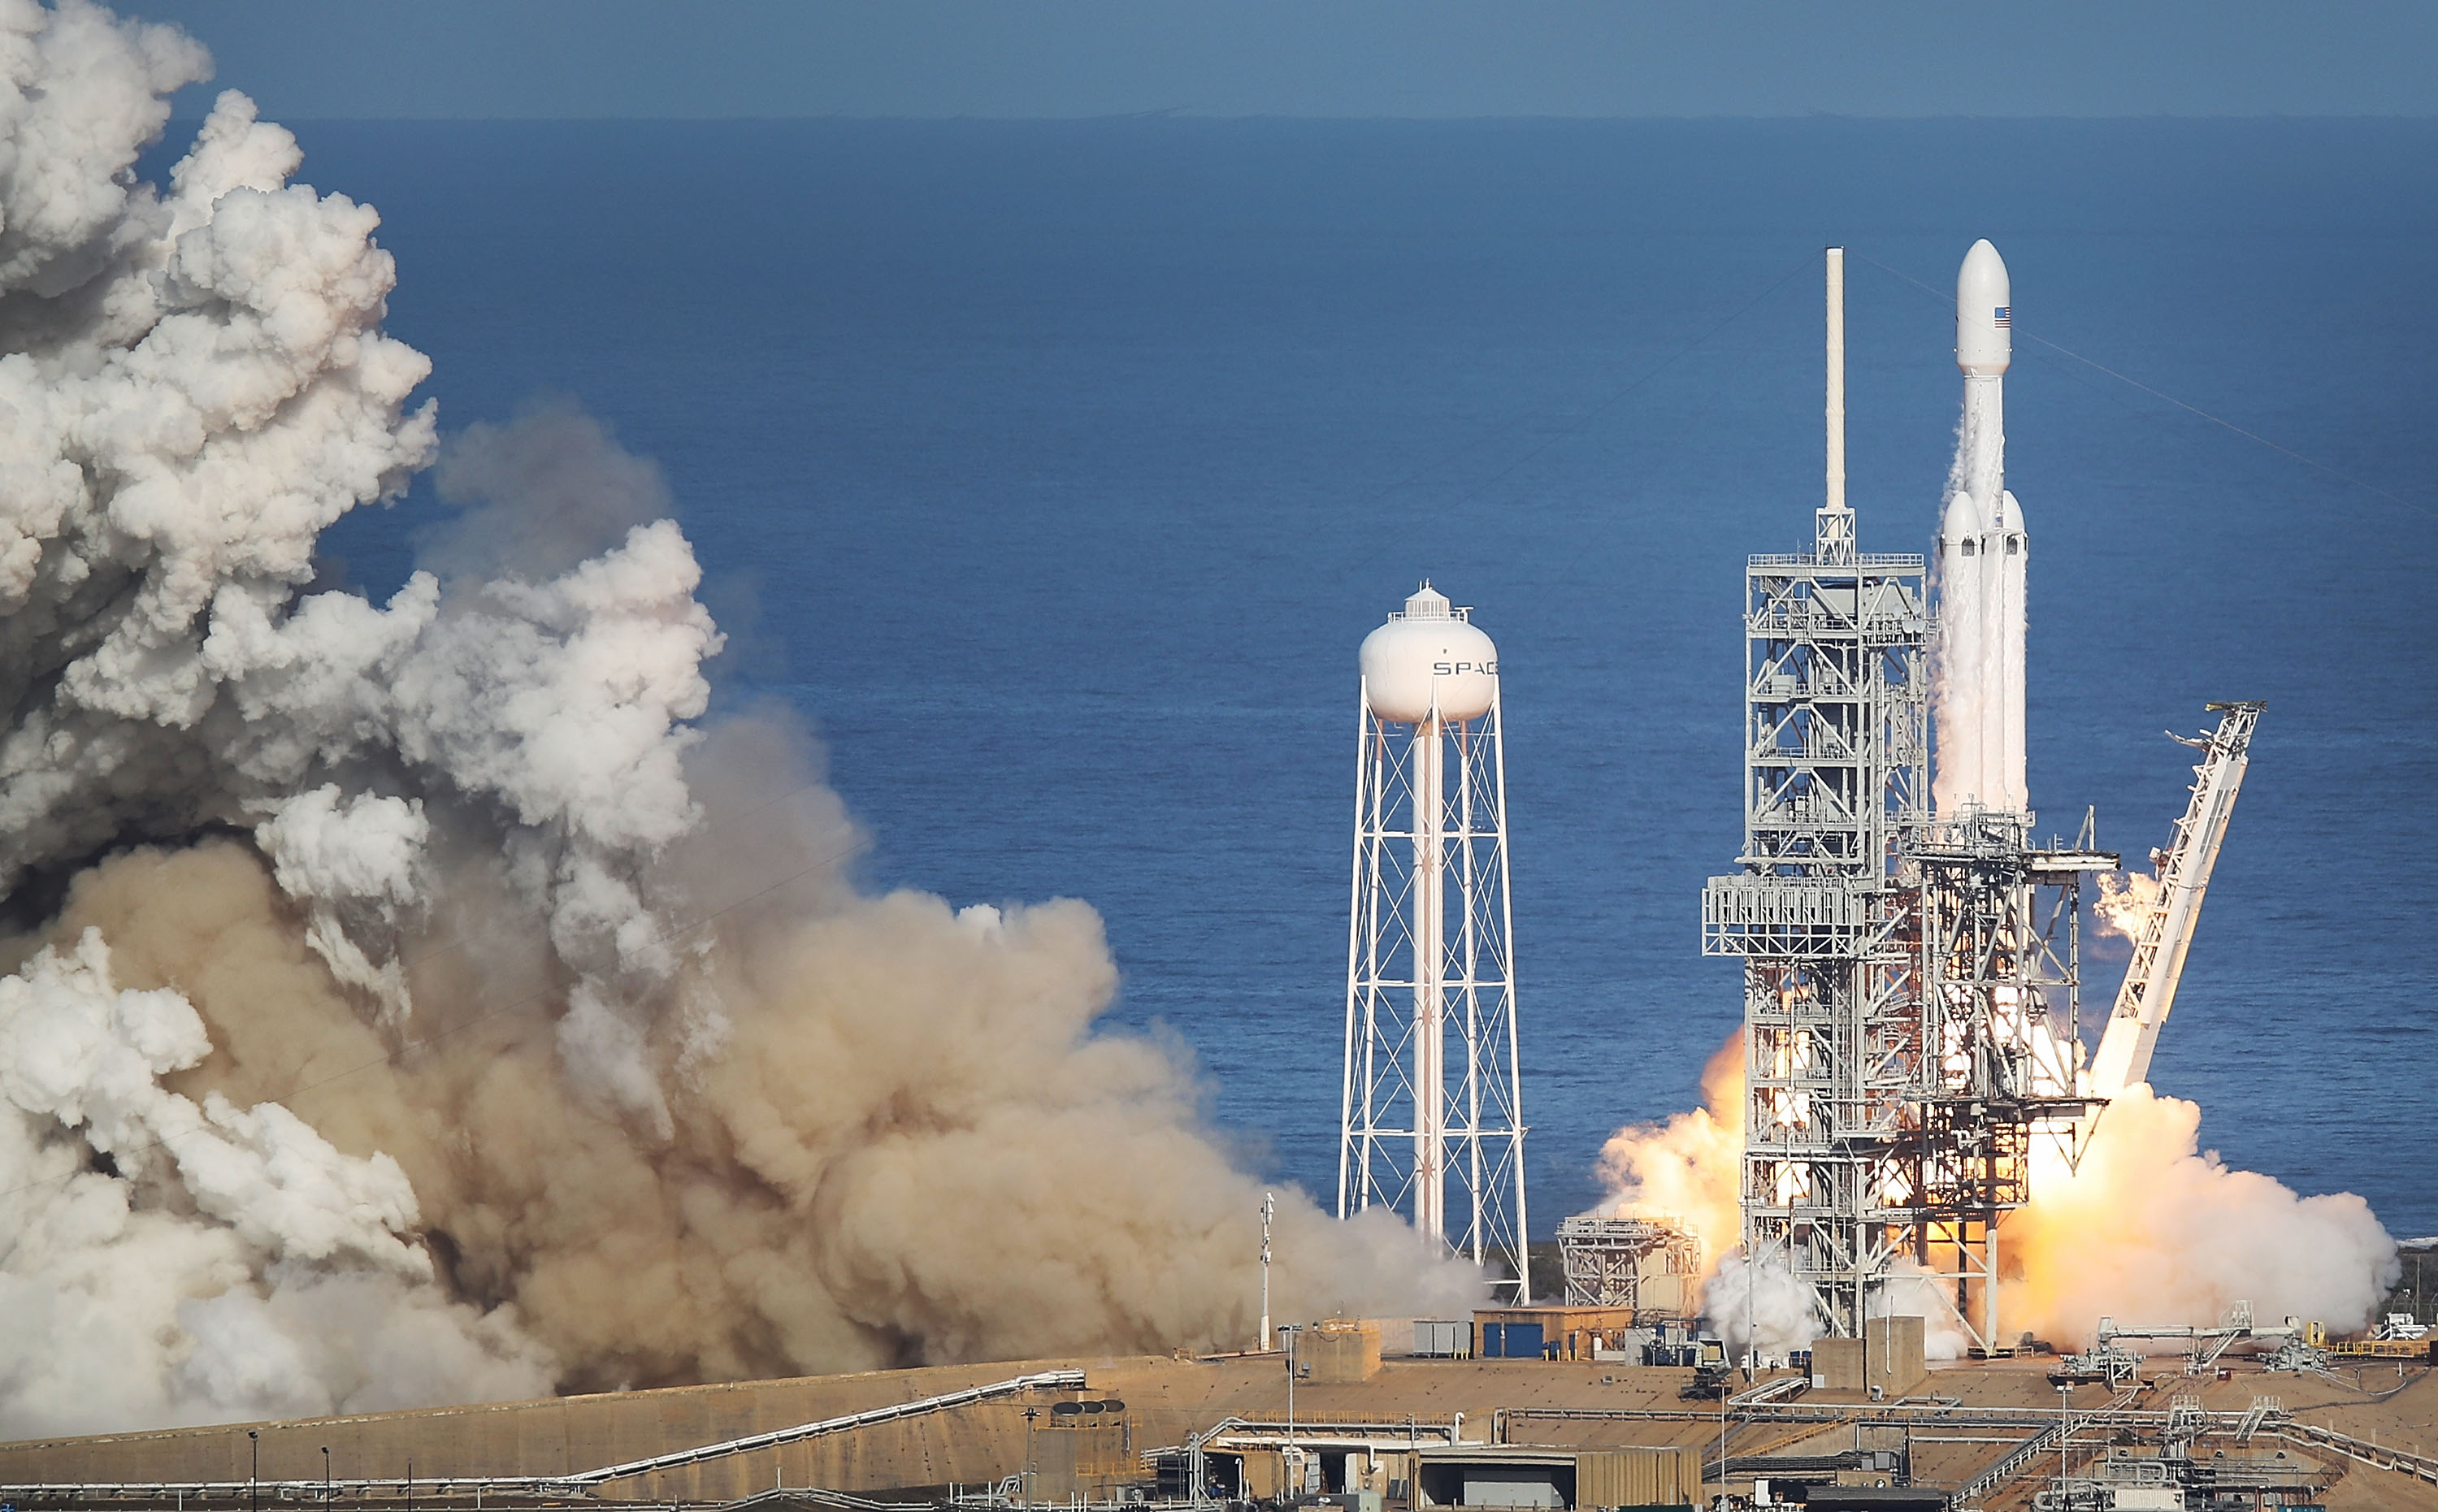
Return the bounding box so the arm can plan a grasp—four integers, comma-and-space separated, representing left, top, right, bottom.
140, 1, 2438, 119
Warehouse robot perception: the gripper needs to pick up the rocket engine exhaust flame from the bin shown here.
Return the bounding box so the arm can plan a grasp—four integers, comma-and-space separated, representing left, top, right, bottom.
2007, 1086, 2397, 1346
1594, 1044, 2397, 1354
0, 2, 1478, 1437
1590, 1035, 1820, 1360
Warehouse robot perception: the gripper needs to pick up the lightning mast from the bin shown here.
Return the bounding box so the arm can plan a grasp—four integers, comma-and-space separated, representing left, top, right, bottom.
1704, 248, 1934, 1346
1340, 583, 1529, 1302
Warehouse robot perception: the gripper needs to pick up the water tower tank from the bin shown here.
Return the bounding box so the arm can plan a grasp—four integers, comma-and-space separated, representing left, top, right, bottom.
1360, 582, 1499, 724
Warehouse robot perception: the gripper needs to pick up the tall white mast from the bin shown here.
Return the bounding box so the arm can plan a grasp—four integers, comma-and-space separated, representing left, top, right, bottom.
1257, 1190, 1274, 1350
1819, 246, 1855, 564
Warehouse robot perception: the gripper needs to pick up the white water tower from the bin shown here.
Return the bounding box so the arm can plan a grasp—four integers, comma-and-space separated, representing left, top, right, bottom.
1338, 581, 1529, 1302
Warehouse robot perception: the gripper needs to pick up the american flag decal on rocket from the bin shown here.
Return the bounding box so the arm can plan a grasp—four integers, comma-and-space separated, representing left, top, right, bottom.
1993, 305, 2011, 327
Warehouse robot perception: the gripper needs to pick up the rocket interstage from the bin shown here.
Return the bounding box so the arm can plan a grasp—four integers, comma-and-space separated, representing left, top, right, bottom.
1934, 238, 2029, 819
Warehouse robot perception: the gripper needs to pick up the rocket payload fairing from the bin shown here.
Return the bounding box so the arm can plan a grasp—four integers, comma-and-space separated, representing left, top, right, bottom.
1933, 239, 2029, 817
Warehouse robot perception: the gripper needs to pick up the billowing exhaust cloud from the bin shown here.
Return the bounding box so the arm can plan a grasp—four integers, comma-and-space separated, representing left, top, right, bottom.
1590, 1038, 2397, 1356
1590, 1032, 1743, 1265
0, 1, 1477, 1436
2006, 1086, 2397, 1348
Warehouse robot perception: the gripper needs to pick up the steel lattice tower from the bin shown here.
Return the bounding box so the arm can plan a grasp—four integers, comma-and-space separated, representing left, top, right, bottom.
1701, 249, 2098, 1352
1339, 583, 1529, 1303
1701, 502, 1934, 1343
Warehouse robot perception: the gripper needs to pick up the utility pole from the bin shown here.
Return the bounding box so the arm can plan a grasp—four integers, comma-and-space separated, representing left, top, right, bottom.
1746, 1244, 1757, 1376
1022, 1406, 1039, 1512
248, 1432, 258, 1512
1718, 1371, 1729, 1493
1259, 1192, 1274, 1350
1286, 1324, 1297, 1438
1284, 1325, 1300, 1497
2058, 1382, 2071, 1491
320, 1447, 331, 1512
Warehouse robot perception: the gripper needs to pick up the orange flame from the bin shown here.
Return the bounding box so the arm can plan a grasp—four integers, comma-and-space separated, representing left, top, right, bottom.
1588, 1036, 2395, 1346
1590, 1032, 1743, 1271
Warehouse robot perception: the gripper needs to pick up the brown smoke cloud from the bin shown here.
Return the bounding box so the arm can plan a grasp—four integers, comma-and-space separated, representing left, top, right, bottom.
12, 726, 1473, 1415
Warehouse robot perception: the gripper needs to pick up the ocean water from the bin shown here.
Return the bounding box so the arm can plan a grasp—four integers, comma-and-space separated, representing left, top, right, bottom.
228, 119, 2435, 1241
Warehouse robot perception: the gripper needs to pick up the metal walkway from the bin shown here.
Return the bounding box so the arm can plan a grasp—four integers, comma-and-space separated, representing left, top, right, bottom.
0, 1371, 1090, 1506
2274, 1422, 2438, 1487
564, 1370, 1087, 1488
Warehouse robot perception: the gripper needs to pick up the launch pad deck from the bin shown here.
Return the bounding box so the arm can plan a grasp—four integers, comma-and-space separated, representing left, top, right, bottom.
2, 1351, 2431, 1512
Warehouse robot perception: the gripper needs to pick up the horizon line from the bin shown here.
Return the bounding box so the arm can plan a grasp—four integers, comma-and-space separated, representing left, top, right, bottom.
167, 110, 2438, 125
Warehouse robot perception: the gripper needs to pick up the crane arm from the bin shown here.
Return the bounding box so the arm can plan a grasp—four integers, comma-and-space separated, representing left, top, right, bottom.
2086, 701, 2264, 1098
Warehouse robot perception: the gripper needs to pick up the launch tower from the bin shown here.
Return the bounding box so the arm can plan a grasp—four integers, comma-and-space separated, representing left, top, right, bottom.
1339, 583, 1530, 1302
1703, 249, 2102, 1352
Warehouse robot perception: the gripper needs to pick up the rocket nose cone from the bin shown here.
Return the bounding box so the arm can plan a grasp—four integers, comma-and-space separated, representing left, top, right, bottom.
1961, 238, 2008, 292
1939, 488, 1980, 544
1956, 238, 2012, 375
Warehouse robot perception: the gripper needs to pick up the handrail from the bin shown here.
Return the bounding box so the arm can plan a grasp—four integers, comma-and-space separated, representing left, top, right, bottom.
1728, 1375, 1811, 1409
0, 1370, 1088, 1500
1952, 1423, 2062, 1504
1503, 1397, 2173, 1431
1747, 553, 1927, 570
562, 1369, 1087, 1488
724, 1486, 905, 1511
2274, 1422, 2438, 1485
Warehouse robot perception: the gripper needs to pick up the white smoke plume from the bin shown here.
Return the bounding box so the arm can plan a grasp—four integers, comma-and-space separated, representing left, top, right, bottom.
1704, 1250, 1818, 1362
0, 927, 554, 1434
2093, 868, 2160, 942
2006, 1085, 2397, 1349
1870, 1264, 1972, 1362
1590, 1031, 1743, 1265
0, 1, 1477, 1436
1590, 1033, 1793, 1350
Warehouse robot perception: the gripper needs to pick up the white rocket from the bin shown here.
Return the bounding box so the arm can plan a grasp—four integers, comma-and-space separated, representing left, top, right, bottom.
1933, 239, 2029, 817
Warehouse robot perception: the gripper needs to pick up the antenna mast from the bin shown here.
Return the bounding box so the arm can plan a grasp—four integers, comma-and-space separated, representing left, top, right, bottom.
1818, 246, 1855, 564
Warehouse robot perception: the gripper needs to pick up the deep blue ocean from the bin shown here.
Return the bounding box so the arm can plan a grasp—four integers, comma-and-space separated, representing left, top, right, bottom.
210, 119, 2436, 1241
